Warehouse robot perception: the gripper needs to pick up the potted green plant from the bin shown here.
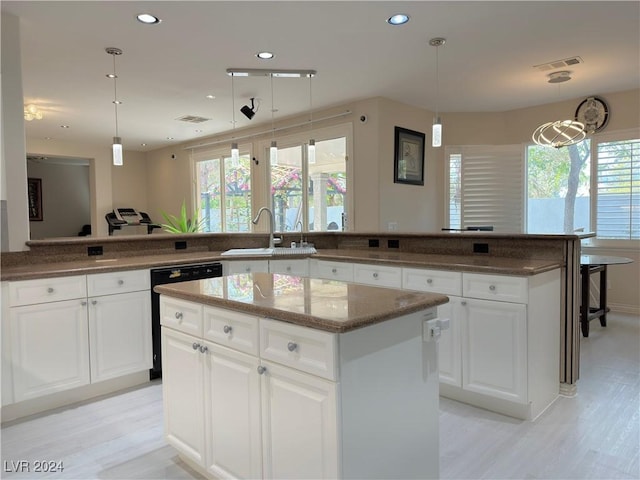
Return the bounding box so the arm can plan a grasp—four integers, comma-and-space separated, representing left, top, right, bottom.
160, 200, 205, 233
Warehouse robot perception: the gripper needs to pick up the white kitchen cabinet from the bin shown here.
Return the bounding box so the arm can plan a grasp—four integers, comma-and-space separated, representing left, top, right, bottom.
88, 290, 152, 382
10, 299, 90, 402
309, 259, 354, 282
225, 260, 269, 275
161, 327, 206, 466
353, 263, 402, 288
268, 259, 309, 276
435, 296, 463, 387
260, 360, 338, 480
461, 297, 527, 402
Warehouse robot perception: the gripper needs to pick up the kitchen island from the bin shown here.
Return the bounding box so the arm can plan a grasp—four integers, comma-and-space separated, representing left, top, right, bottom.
155, 272, 449, 480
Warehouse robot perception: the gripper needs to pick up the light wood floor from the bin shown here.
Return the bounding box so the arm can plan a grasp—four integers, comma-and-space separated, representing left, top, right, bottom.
2, 313, 638, 480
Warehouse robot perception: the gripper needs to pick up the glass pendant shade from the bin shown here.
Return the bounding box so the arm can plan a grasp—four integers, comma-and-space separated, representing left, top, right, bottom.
308, 139, 316, 164
432, 118, 442, 148
231, 142, 239, 163
112, 137, 123, 166
270, 140, 278, 164
532, 119, 586, 148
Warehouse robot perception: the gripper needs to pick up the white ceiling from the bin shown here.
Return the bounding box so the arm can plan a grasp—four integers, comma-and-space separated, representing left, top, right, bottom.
4, 1, 639, 152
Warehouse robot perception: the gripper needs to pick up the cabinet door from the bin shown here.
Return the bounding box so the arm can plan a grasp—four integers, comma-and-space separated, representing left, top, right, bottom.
205, 343, 262, 479
260, 361, 339, 480
161, 327, 206, 466
10, 299, 90, 402
269, 259, 309, 276
311, 260, 354, 282
88, 291, 152, 383
225, 260, 269, 275
437, 296, 463, 387
462, 298, 527, 403
353, 263, 402, 288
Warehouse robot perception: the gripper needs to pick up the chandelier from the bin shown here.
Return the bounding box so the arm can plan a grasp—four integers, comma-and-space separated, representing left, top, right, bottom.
24, 104, 43, 121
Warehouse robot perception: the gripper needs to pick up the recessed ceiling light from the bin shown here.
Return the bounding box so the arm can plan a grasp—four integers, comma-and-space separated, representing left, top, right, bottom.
106, 73, 117, 79
60, 125, 69, 128
137, 13, 161, 25
166, 137, 174, 140
387, 13, 410, 26
256, 51, 275, 60
205, 94, 216, 99
45, 137, 53, 140
195, 129, 203, 133
141, 143, 147, 146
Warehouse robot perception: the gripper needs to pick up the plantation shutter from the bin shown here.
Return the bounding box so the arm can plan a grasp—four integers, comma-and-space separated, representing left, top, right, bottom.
595, 138, 640, 239
460, 145, 524, 233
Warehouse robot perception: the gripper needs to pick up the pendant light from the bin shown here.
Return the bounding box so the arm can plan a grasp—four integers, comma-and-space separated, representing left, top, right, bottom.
269, 74, 278, 164
106, 47, 124, 166
230, 73, 239, 164
429, 38, 445, 148
308, 75, 316, 164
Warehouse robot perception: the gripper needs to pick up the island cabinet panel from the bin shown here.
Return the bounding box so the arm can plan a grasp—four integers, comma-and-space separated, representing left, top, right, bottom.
352, 263, 402, 288
435, 296, 463, 387
225, 260, 269, 275
309, 259, 354, 282
160, 296, 203, 337
204, 305, 259, 356
161, 327, 206, 466
268, 259, 309, 276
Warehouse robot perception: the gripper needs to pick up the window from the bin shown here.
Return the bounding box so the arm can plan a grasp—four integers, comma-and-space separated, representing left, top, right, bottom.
594, 138, 639, 239
445, 145, 523, 232
526, 140, 591, 234
269, 131, 348, 232
194, 148, 252, 232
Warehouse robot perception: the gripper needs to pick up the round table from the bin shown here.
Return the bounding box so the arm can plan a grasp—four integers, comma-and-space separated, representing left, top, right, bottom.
579, 254, 634, 337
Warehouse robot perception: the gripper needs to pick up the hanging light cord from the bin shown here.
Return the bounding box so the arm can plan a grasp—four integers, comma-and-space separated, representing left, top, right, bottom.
435, 44, 439, 119
270, 74, 275, 138
231, 73, 236, 131
112, 53, 119, 138
309, 75, 313, 130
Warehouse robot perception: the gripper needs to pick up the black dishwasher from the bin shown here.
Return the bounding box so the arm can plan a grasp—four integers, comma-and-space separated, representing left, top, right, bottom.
150, 262, 223, 379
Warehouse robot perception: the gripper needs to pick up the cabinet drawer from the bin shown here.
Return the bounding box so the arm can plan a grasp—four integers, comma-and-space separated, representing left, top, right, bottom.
225, 260, 269, 275
402, 268, 462, 295
313, 260, 354, 282
260, 318, 337, 381
204, 305, 259, 356
160, 296, 203, 337
269, 259, 309, 276
463, 273, 528, 304
353, 263, 402, 288
87, 269, 150, 296
9, 275, 86, 306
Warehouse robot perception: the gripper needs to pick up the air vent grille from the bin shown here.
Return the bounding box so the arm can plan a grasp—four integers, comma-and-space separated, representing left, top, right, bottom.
176, 115, 211, 124
533, 56, 583, 72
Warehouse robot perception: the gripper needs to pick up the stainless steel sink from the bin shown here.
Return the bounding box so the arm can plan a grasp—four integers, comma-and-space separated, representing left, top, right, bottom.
220, 246, 316, 257
273, 246, 317, 256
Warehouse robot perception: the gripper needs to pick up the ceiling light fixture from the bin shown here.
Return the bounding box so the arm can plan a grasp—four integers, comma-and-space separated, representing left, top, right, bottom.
240, 98, 256, 120
429, 37, 445, 148
387, 13, 410, 25
532, 73, 586, 148
24, 104, 43, 121
308, 75, 316, 165
230, 73, 239, 165
226, 68, 316, 78
106, 47, 124, 166
256, 51, 274, 60
136, 13, 161, 25
269, 74, 277, 165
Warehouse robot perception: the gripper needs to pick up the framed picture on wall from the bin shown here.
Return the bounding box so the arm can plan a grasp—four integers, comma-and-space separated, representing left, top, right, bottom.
393, 126, 425, 186
28, 177, 43, 221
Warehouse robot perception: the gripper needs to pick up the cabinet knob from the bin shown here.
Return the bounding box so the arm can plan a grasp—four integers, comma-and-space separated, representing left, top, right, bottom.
91, 299, 97, 305
286, 266, 292, 272
118, 279, 124, 285
287, 341, 298, 352
175, 312, 183, 320
192, 342, 200, 350
461, 301, 467, 306
223, 325, 232, 334
81, 301, 87, 306
47, 287, 54, 294
427, 278, 433, 284
257, 365, 267, 375
373, 272, 379, 279
489, 285, 496, 291
331, 268, 337, 274
245, 267, 251, 272
199, 345, 208, 353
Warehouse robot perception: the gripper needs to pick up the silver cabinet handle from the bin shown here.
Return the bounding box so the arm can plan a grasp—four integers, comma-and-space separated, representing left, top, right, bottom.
427, 278, 433, 284
175, 312, 183, 320
91, 299, 97, 305
489, 285, 496, 291
373, 272, 379, 278
199, 345, 208, 353
192, 342, 200, 350
47, 287, 54, 293
331, 268, 337, 274
257, 365, 267, 375
223, 325, 232, 334
287, 342, 298, 352
118, 279, 124, 285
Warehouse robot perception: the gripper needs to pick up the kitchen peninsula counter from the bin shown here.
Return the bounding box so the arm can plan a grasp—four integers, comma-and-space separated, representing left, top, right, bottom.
154, 272, 448, 333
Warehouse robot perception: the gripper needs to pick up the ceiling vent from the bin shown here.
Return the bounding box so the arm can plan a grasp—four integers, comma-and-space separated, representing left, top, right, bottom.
176, 115, 211, 124
533, 56, 583, 72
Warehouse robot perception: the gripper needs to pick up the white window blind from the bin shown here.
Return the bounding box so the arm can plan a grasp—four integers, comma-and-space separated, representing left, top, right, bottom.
459, 145, 524, 232
595, 138, 640, 239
